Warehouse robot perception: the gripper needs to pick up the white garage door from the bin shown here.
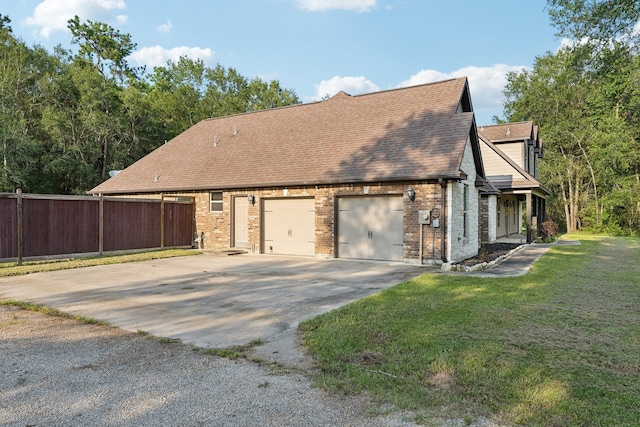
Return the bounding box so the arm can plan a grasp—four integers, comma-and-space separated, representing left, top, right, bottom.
263, 198, 315, 256
338, 196, 403, 261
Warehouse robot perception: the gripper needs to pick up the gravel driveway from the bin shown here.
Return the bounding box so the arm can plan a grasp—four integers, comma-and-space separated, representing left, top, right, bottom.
0, 254, 427, 426
1, 304, 419, 426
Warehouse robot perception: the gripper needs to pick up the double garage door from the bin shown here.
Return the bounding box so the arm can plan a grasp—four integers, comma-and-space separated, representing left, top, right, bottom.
337, 196, 404, 261
262, 196, 404, 261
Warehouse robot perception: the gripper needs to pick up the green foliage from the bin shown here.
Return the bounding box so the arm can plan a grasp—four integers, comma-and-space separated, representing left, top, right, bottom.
0, 14, 299, 195
503, 2, 640, 235
548, 0, 640, 45
1, 300, 110, 326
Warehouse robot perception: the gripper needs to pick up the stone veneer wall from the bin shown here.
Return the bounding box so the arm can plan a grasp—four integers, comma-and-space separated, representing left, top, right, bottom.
447, 138, 480, 262
479, 194, 497, 244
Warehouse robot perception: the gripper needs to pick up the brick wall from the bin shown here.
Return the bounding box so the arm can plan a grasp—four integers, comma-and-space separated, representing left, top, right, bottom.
143, 182, 448, 263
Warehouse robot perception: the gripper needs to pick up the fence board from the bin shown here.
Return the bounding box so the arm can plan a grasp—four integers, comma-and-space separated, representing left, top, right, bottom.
0, 193, 194, 261
22, 198, 99, 257
0, 197, 18, 258
164, 202, 195, 247
103, 199, 161, 251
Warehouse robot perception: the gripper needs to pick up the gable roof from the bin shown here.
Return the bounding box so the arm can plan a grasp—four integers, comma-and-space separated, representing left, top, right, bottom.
478, 121, 535, 143
478, 133, 550, 195
91, 77, 481, 195
477, 121, 543, 156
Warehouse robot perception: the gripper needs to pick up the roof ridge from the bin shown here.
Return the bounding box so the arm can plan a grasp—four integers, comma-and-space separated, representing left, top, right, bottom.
348, 76, 467, 100
199, 77, 468, 124
478, 120, 533, 128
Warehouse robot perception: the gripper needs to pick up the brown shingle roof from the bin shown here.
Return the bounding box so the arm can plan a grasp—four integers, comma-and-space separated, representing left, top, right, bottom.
91, 77, 476, 194
477, 121, 535, 143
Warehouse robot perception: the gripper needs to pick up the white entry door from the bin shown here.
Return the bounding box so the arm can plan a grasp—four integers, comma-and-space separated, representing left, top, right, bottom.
263, 198, 315, 256
233, 196, 249, 248
338, 196, 403, 261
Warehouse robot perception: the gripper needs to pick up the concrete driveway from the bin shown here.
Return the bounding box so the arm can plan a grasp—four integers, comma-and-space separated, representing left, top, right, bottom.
0, 253, 426, 363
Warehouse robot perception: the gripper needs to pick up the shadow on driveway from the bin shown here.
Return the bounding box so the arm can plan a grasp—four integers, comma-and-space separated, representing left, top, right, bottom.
0, 254, 427, 358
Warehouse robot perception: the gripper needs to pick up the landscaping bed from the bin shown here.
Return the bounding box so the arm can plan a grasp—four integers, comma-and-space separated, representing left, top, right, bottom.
455, 242, 523, 266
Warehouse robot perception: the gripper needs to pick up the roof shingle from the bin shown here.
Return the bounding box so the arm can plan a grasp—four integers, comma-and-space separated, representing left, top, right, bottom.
91, 77, 476, 194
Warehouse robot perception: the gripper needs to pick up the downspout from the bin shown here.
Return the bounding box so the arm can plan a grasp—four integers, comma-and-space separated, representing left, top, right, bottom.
439, 178, 447, 263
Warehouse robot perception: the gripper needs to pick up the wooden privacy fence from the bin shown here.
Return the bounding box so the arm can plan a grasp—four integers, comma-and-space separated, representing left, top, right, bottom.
0, 191, 195, 262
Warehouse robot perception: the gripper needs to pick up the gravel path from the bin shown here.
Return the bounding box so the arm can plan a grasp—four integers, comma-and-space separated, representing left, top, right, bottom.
0, 305, 419, 427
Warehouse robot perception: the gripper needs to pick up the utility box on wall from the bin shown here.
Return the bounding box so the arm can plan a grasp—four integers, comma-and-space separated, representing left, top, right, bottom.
418, 210, 431, 225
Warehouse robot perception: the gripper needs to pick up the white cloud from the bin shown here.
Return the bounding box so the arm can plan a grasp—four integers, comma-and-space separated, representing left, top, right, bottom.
400, 64, 528, 112
24, 0, 127, 38
129, 45, 216, 68
294, 0, 377, 13
313, 76, 379, 100
157, 19, 172, 33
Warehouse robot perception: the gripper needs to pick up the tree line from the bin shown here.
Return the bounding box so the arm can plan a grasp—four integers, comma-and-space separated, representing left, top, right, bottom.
0, 15, 299, 195
504, 0, 640, 235
2, 2, 639, 235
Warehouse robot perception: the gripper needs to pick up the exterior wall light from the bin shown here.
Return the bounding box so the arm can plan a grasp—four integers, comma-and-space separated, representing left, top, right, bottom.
247, 194, 255, 205
407, 187, 416, 202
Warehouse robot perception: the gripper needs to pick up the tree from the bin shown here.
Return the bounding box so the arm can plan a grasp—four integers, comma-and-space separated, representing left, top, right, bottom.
67, 15, 138, 83
0, 15, 51, 192
147, 58, 300, 141
548, 0, 640, 46
0, 14, 300, 194
503, 1, 640, 234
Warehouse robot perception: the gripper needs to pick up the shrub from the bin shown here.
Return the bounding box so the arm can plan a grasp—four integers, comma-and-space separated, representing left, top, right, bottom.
538, 220, 559, 242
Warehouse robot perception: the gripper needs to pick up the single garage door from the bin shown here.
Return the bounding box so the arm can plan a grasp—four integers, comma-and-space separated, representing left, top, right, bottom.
338, 196, 403, 261
263, 198, 315, 256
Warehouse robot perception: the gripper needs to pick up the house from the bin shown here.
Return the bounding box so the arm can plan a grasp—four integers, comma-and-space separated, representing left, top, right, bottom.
90, 77, 489, 264
478, 122, 549, 243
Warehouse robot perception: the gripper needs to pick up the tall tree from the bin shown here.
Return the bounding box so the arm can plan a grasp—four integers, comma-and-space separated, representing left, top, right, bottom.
148, 57, 300, 141
547, 0, 640, 46
0, 14, 300, 194
505, 48, 596, 232
0, 15, 50, 192
67, 16, 137, 181
504, 1, 640, 234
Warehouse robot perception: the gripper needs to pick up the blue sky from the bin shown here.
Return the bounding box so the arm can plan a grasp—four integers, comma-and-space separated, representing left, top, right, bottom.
2, 0, 564, 124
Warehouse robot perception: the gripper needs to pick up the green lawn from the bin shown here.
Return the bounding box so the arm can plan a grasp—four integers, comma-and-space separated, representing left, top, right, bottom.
0, 248, 200, 277
300, 235, 640, 426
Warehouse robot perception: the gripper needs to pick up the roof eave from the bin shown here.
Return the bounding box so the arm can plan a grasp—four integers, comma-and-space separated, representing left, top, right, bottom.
88, 172, 470, 195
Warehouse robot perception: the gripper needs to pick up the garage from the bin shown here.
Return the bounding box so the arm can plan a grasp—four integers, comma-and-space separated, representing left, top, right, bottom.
337, 196, 404, 261
263, 198, 315, 256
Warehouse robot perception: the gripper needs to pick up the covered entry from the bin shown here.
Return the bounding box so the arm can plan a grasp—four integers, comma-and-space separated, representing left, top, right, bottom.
263, 198, 315, 256
337, 196, 403, 261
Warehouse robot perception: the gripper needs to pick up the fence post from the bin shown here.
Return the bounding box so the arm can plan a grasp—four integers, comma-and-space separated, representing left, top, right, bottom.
160, 193, 165, 249
16, 188, 23, 266
99, 193, 104, 255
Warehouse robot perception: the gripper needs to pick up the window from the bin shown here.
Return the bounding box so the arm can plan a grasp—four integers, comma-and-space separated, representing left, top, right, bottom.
497, 198, 501, 228
210, 191, 223, 212
463, 184, 469, 238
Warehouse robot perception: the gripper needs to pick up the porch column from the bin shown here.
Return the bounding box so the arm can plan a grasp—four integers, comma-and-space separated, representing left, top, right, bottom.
526, 192, 533, 243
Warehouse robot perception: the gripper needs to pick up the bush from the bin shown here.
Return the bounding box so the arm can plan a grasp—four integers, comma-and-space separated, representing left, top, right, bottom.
538, 220, 559, 242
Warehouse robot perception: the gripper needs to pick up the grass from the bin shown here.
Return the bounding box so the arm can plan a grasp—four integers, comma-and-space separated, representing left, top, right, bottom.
0, 300, 109, 326
196, 339, 265, 360
300, 234, 640, 426
0, 248, 200, 277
